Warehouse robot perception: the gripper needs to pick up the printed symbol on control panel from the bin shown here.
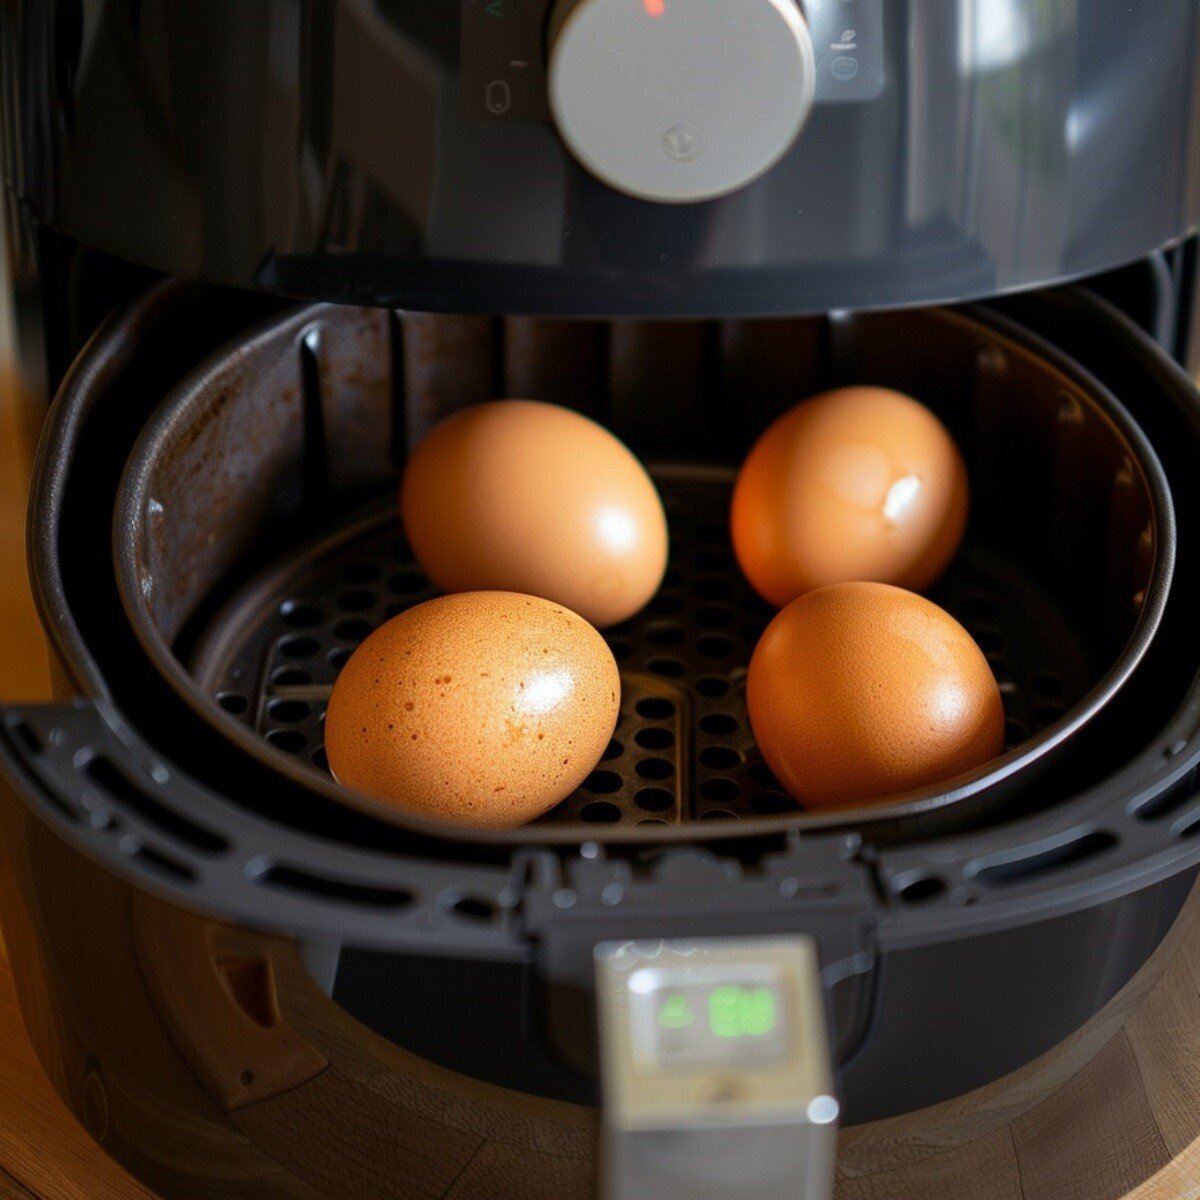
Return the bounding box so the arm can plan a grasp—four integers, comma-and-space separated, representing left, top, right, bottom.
657, 994, 695, 1029
831, 55, 860, 82
831, 28, 858, 50
486, 79, 512, 114
662, 124, 699, 162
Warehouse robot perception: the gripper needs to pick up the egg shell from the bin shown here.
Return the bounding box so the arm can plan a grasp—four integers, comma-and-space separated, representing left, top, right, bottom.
731, 387, 969, 607
746, 582, 1006, 809
324, 592, 621, 828
401, 400, 669, 629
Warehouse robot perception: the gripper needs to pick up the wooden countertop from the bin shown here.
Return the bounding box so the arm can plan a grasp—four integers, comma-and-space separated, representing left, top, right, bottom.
0, 378, 151, 1196
2, 377, 1200, 1199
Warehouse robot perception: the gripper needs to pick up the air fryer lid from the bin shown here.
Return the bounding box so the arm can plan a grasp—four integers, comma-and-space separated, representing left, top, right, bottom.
113, 302, 1173, 842
5, 0, 1199, 314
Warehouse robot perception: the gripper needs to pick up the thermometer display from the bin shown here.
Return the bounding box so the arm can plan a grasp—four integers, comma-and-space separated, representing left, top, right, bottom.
628, 965, 788, 1070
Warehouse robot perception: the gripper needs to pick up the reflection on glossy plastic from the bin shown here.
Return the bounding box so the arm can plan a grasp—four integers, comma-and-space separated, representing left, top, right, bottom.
4, 0, 1199, 313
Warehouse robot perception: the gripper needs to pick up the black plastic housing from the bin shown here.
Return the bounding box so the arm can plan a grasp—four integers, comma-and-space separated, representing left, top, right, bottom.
3, 0, 1199, 314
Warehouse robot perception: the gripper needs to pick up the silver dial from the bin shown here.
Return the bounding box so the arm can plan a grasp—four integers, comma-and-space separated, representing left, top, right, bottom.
548, 0, 816, 204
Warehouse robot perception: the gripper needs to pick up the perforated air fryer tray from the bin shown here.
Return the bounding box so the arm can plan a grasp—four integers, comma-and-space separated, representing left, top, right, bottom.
116, 303, 1174, 838
191, 468, 1092, 828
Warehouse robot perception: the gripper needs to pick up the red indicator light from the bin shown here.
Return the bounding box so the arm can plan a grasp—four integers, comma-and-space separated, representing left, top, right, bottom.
644, 0, 665, 16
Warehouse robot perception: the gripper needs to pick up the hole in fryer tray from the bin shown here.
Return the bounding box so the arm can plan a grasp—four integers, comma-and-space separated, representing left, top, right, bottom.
583, 770, 622, 794
648, 594, 684, 615
333, 618, 373, 643
695, 676, 730, 697
700, 808, 738, 820
749, 791, 799, 814
580, 801, 622, 823
343, 562, 382, 584
700, 746, 741, 770
635, 787, 674, 812
697, 635, 735, 660
279, 636, 320, 660
271, 668, 311, 686
218, 692, 249, 715
267, 729, 308, 754
635, 727, 675, 751
700, 713, 738, 736
700, 778, 740, 804
636, 698, 676, 720
751, 761, 780, 788
647, 657, 685, 677
694, 578, 732, 600
268, 700, 311, 724
279, 601, 323, 628
337, 590, 376, 613
646, 622, 685, 647
601, 739, 624, 761
636, 758, 674, 781
696, 606, 733, 629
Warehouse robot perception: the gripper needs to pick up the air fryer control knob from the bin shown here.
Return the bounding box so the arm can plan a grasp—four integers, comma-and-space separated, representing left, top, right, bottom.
547, 0, 815, 204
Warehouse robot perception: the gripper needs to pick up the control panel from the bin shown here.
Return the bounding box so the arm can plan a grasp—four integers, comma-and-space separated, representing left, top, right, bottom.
461, 0, 885, 202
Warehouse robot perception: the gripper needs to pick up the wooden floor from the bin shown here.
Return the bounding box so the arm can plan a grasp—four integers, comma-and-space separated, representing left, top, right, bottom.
3, 381, 1200, 1198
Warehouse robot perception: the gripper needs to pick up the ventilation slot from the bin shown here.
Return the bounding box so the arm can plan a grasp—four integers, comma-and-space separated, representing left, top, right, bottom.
972, 830, 1118, 887
259, 865, 413, 910
7, 719, 43, 755
129, 843, 196, 882
85, 756, 228, 854
1132, 765, 1200, 821
1172, 808, 1200, 840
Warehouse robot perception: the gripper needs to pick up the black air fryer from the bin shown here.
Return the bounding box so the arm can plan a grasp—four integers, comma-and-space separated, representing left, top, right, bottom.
2, 2, 1200, 1198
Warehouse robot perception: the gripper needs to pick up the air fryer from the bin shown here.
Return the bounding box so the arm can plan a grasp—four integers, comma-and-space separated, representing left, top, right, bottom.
2, 2, 1200, 1199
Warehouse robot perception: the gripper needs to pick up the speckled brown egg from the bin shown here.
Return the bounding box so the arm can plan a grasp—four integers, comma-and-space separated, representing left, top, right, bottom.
731, 387, 969, 607
400, 400, 669, 628
324, 592, 621, 828
747, 582, 1005, 809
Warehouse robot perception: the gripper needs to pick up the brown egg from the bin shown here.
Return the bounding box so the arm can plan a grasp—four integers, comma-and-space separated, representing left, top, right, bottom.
401, 401, 668, 628
731, 387, 969, 607
324, 592, 620, 828
747, 582, 1005, 809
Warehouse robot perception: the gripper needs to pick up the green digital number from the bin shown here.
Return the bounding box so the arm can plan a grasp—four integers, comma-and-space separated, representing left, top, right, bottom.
657, 993, 695, 1030
708, 985, 776, 1038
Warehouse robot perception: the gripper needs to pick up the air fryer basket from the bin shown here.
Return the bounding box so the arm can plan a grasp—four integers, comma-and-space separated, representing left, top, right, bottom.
114, 305, 1173, 839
